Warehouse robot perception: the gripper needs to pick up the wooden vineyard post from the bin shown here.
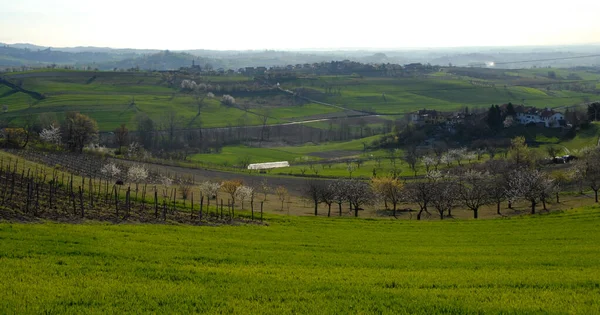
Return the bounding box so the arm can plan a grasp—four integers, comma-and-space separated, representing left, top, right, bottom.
49, 177, 54, 209
260, 201, 263, 222
154, 189, 158, 219
126, 187, 131, 216
141, 184, 147, 212
162, 199, 167, 221
172, 188, 177, 213
199, 195, 204, 221
71, 191, 77, 216
79, 186, 84, 218
190, 192, 194, 220
25, 182, 31, 214
251, 202, 254, 221
227, 199, 231, 221
114, 186, 119, 217
220, 199, 223, 220
89, 177, 93, 208
34, 182, 40, 216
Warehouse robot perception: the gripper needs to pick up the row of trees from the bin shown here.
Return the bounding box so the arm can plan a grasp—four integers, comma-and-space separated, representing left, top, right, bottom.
304, 140, 600, 219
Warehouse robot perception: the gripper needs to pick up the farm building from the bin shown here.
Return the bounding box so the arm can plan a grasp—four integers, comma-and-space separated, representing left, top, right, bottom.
247, 161, 290, 170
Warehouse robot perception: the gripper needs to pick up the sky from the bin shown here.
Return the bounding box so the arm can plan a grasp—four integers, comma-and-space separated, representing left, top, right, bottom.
2, 0, 600, 50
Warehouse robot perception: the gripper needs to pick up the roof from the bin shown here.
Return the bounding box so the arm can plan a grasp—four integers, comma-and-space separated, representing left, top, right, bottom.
247, 161, 290, 170
541, 110, 556, 118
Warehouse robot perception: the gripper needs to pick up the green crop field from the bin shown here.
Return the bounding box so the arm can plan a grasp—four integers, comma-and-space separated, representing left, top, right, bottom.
1, 207, 600, 314
2, 68, 598, 131
283, 69, 599, 114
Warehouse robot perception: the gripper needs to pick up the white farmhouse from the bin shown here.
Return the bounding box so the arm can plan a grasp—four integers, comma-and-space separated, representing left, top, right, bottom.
513, 106, 566, 128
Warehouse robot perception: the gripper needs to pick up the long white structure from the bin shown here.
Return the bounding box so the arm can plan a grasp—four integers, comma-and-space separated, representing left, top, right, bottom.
247, 161, 290, 170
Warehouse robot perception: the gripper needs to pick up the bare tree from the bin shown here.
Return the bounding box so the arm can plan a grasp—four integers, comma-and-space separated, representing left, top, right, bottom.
458, 170, 491, 219
319, 184, 336, 217
403, 146, 419, 176
178, 177, 193, 206
342, 179, 374, 217
406, 171, 441, 220
114, 124, 129, 153
431, 178, 458, 220
303, 180, 325, 216
275, 186, 288, 211
576, 149, 600, 202
329, 179, 348, 216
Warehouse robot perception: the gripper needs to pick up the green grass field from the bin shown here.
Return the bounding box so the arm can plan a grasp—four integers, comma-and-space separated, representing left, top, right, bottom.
1, 206, 600, 314
2, 68, 598, 131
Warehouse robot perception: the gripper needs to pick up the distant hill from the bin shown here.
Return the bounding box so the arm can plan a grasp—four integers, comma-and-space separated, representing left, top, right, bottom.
2, 42, 600, 69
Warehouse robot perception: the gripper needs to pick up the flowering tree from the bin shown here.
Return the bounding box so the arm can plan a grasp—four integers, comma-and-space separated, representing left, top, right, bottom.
199, 181, 221, 208
127, 164, 148, 192
235, 185, 254, 210
422, 155, 436, 173
221, 94, 236, 106
39, 124, 61, 145
506, 169, 555, 214
100, 163, 121, 180
221, 180, 243, 207
371, 176, 404, 217
180, 80, 197, 91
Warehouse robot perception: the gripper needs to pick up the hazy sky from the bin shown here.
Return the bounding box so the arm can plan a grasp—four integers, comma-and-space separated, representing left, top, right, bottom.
2, 0, 600, 50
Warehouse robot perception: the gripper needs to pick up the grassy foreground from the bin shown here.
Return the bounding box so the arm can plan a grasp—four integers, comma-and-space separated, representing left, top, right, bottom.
1, 208, 600, 314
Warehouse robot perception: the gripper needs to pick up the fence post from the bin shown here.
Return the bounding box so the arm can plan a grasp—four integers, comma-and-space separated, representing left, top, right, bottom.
190, 192, 194, 220
200, 195, 204, 221
79, 186, 84, 218
260, 201, 263, 222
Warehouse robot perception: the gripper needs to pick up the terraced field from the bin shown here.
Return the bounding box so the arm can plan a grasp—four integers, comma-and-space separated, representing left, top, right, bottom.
1, 68, 598, 131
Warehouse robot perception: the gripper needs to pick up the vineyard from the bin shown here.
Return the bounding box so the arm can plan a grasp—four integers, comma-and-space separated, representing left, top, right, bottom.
0, 150, 266, 225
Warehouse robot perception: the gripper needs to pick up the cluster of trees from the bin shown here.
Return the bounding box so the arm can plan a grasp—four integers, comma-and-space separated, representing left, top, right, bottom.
27, 112, 99, 152
304, 138, 600, 219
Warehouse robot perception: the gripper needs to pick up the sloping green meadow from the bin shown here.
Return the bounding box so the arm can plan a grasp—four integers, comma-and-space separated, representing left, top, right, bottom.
1, 207, 600, 314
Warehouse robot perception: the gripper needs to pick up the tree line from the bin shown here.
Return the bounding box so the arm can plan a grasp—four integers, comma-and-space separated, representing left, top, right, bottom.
303, 137, 600, 219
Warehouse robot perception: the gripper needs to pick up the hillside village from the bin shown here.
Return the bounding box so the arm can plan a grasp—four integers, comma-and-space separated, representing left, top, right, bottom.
410, 104, 568, 129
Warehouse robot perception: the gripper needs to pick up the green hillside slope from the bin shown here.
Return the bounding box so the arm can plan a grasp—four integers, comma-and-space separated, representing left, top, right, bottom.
1, 207, 599, 313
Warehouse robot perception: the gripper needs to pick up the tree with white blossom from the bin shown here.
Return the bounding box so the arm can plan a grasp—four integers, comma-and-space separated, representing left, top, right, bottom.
39, 124, 61, 145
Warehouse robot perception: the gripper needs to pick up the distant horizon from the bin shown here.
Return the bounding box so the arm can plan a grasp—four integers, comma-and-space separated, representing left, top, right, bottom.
3, 41, 600, 53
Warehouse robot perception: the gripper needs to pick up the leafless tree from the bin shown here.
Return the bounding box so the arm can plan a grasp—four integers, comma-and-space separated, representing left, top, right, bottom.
406, 170, 441, 220
576, 148, 600, 202
319, 184, 336, 217
114, 124, 129, 153
458, 170, 492, 219
328, 179, 348, 216
342, 179, 374, 217
404, 146, 419, 176
431, 178, 458, 220
303, 180, 326, 216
